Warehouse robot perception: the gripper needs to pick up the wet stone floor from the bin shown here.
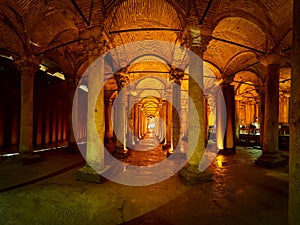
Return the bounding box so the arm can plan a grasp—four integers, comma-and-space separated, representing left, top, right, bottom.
0, 136, 289, 225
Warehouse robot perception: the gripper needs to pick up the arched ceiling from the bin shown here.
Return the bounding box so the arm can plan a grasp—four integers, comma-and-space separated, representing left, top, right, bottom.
0, 0, 293, 98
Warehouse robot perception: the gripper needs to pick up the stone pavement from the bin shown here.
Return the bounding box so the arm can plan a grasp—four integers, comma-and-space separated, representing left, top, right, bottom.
0, 140, 288, 225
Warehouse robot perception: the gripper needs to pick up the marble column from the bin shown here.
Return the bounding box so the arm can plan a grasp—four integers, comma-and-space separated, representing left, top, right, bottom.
15, 59, 40, 161
256, 56, 287, 167
179, 25, 212, 184
289, 0, 300, 222
113, 69, 129, 158
170, 67, 184, 155
77, 27, 107, 183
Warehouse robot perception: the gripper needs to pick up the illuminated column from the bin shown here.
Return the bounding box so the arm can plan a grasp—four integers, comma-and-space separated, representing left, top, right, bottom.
15, 58, 40, 157
289, 0, 300, 222
282, 95, 289, 123
113, 69, 129, 158
170, 67, 184, 154
258, 91, 265, 149
104, 99, 113, 143
134, 102, 139, 142
66, 75, 78, 152
216, 82, 236, 154
204, 96, 208, 146
235, 97, 242, 143
138, 105, 142, 139
127, 94, 135, 147
161, 101, 167, 143
256, 55, 286, 167
77, 27, 107, 183
179, 25, 212, 184
163, 91, 172, 148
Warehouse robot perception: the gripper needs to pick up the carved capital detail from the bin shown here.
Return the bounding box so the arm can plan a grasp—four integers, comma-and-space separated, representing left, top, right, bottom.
170, 66, 184, 85
80, 27, 110, 57
15, 57, 41, 76
114, 67, 129, 90
183, 24, 212, 57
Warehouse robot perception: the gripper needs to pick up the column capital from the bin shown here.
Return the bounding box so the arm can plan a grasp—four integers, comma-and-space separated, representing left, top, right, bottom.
80, 26, 109, 58
114, 68, 129, 90
221, 75, 234, 85
14, 57, 41, 76
260, 54, 288, 67
183, 24, 212, 56
170, 66, 184, 85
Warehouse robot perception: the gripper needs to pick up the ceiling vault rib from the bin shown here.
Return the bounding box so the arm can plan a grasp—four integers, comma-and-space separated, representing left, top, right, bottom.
35, 38, 81, 57
212, 36, 266, 54
70, 0, 90, 26
88, 0, 95, 24
198, 0, 214, 25
109, 28, 183, 34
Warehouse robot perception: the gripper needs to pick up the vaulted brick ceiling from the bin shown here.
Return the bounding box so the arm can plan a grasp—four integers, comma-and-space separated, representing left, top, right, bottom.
0, 0, 293, 85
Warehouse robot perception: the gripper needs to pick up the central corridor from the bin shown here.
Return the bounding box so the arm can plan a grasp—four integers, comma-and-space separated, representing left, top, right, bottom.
120, 131, 167, 167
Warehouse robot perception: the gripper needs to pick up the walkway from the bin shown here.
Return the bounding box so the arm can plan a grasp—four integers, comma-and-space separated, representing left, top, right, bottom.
0, 143, 288, 225
120, 132, 167, 166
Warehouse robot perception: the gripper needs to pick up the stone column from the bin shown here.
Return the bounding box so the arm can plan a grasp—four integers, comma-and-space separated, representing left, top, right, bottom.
66, 75, 78, 152
134, 102, 139, 143
113, 69, 129, 158
104, 99, 113, 143
163, 90, 172, 149
217, 83, 236, 154
289, 0, 300, 223
138, 105, 142, 139
256, 55, 286, 167
127, 94, 135, 147
179, 25, 212, 184
77, 27, 107, 183
204, 96, 208, 146
160, 101, 167, 143
235, 98, 241, 143
258, 90, 265, 149
170, 67, 184, 155
15, 58, 40, 161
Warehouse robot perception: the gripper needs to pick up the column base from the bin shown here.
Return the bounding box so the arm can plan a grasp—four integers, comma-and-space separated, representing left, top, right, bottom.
77, 165, 105, 183
18, 153, 42, 165
255, 152, 288, 168
218, 148, 236, 155
167, 151, 186, 159
179, 164, 212, 185
113, 148, 129, 158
